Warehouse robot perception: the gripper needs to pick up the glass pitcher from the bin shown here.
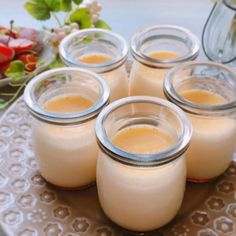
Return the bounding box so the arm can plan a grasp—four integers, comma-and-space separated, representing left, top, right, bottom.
202, 0, 236, 65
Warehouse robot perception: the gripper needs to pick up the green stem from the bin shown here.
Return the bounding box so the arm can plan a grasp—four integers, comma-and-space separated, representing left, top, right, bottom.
0, 93, 15, 96
1, 74, 36, 109
52, 13, 63, 28
8, 82, 22, 87
64, 12, 70, 25
2, 83, 26, 108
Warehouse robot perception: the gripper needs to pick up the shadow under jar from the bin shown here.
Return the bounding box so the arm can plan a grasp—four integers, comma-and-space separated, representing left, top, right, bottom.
129, 25, 200, 98
24, 68, 109, 189
164, 61, 236, 182
95, 96, 192, 232
59, 29, 129, 102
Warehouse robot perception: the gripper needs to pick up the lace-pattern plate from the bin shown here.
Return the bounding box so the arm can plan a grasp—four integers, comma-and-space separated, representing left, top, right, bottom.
0, 97, 236, 236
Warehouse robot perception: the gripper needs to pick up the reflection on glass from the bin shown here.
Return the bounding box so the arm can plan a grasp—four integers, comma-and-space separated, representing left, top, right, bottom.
202, 0, 236, 65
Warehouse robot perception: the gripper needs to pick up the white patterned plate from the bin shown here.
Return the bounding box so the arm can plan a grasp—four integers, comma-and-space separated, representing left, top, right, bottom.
0, 97, 236, 236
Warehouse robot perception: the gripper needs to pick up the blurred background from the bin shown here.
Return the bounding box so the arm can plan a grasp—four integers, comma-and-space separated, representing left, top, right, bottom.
2, 0, 212, 40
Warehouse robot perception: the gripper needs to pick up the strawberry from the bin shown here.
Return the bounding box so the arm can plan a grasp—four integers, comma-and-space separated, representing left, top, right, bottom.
17, 54, 37, 72
9, 38, 34, 54
0, 61, 10, 75
0, 43, 15, 63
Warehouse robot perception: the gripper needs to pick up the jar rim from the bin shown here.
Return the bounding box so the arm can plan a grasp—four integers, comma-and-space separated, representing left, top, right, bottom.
131, 25, 200, 68
164, 61, 236, 116
223, 0, 236, 10
59, 29, 129, 73
24, 67, 110, 125
95, 96, 192, 167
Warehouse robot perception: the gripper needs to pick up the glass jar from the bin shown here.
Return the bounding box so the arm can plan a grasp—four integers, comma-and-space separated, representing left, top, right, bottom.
95, 96, 192, 232
24, 68, 109, 189
164, 61, 236, 182
59, 29, 129, 102
202, 0, 236, 65
129, 25, 200, 98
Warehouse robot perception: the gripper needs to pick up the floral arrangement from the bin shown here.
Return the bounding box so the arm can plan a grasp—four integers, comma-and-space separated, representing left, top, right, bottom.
24, 0, 111, 50
0, 0, 110, 109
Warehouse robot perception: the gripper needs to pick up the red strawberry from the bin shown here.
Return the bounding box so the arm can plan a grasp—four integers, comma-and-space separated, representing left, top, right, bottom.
0, 61, 10, 75
9, 38, 34, 54
0, 43, 15, 63
17, 54, 37, 72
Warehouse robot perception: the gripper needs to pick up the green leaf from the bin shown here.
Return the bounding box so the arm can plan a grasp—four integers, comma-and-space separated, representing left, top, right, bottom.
69, 7, 92, 29
81, 37, 93, 44
47, 55, 64, 69
24, 0, 51, 20
5, 61, 25, 82
44, 0, 60, 12
0, 98, 6, 110
94, 19, 112, 30
60, 0, 72, 12
72, 0, 83, 5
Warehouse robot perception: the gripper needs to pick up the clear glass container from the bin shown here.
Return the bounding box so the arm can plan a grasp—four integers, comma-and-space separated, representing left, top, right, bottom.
59, 29, 129, 102
202, 0, 236, 66
164, 61, 236, 182
95, 96, 192, 232
24, 68, 109, 189
129, 25, 200, 98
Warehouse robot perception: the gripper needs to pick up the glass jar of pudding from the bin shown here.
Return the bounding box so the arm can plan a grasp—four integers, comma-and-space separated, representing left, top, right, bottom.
95, 96, 192, 232
59, 29, 129, 102
164, 61, 236, 182
129, 25, 200, 98
24, 68, 109, 189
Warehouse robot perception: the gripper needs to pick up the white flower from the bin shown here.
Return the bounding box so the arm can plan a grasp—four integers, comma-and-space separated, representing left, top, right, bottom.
70, 22, 80, 30
92, 13, 100, 23
82, 0, 102, 22
71, 28, 79, 33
